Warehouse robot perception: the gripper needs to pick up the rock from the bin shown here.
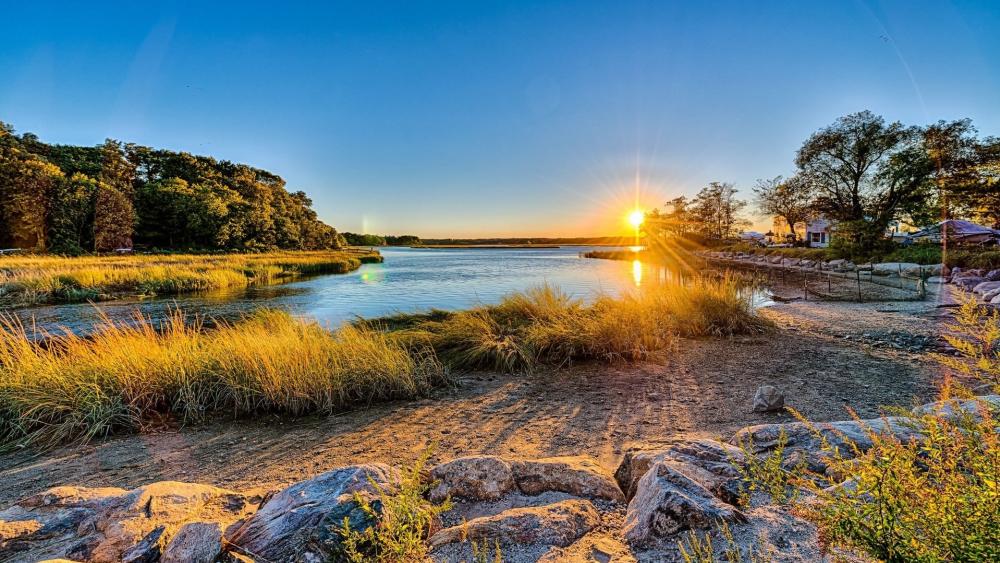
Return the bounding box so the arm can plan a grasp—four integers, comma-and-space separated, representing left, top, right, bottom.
162, 522, 222, 563
952, 276, 985, 290
986, 269, 1000, 281
982, 288, 1000, 302
925, 276, 949, 284
913, 395, 1000, 423
538, 535, 635, 562
428, 499, 600, 549
780, 258, 800, 267
623, 461, 745, 546
992, 294, 1000, 304
752, 385, 784, 413
952, 267, 982, 278
224, 464, 399, 562
0, 482, 254, 563
730, 417, 922, 473
614, 440, 744, 503
121, 526, 165, 563
510, 457, 625, 502
972, 280, 1000, 294
871, 262, 923, 277
429, 456, 515, 502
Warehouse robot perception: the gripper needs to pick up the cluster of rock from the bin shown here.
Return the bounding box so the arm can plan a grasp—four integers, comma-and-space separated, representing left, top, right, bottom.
704, 251, 1000, 303
2, 395, 996, 562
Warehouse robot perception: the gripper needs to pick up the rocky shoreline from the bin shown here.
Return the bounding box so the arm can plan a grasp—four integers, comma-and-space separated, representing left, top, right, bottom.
3, 394, 995, 563
703, 250, 1000, 304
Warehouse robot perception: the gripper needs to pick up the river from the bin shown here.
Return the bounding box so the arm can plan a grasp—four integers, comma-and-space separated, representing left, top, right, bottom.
8, 247, 686, 335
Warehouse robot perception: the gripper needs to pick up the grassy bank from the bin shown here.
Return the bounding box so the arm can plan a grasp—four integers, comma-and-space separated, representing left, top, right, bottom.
362, 280, 770, 373
718, 243, 1000, 270
0, 309, 444, 448
0, 279, 769, 448
0, 250, 382, 306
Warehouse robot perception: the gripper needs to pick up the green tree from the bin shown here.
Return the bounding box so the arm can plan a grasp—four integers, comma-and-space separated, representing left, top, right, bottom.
48, 173, 98, 254
796, 111, 934, 248
752, 175, 814, 242
689, 182, 749, 240
94, 139, 137, 251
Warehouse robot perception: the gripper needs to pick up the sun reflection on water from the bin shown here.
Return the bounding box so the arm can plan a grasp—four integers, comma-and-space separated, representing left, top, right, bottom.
632, 259, 643, 287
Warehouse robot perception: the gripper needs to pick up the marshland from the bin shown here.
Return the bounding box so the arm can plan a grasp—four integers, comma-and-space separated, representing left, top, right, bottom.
3, 2, 1000, 561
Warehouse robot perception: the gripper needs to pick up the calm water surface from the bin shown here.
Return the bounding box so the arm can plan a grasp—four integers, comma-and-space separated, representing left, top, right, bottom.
14, 247, 686, 334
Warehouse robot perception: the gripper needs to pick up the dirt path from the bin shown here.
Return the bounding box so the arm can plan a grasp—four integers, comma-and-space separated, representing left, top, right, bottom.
0, 300, 948, 506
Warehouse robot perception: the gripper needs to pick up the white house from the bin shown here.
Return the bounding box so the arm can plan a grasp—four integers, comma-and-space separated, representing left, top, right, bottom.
771, 216, 834, 247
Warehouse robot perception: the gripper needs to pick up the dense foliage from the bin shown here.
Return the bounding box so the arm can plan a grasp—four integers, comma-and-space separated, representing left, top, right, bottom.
645, 111, 1000, 251
341, 233, 423, 246
0, 121, 345, 253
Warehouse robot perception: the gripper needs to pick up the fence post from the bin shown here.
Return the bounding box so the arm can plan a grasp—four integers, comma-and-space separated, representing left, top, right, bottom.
856, 270, 863, 302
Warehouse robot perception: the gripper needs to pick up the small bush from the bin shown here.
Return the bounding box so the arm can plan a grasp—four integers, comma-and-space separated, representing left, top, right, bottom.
789, 295, 1000, 562
732, 429, 801, 507
339, 449, 452, 562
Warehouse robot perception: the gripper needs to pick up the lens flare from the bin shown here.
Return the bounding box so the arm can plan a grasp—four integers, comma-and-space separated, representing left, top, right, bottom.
628, 210, 644, 228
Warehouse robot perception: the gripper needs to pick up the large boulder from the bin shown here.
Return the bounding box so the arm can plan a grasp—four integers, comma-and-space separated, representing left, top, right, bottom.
224, 464, 399, 562
871, 262, 923, 277
0, 482, 255, 563
972, 280, 1000, 295
623, 462, 745, 546
614, 440, 744, 503
953, 276, 986, 290
162, 522, 223, 563
986, 269, 1000, 282
913, 395, 1000, 423
428, 499, 600, 549
509, 457, 625, 503
429, 456, 515, 502
752, 385, 785, 413
730, 417, 922, 473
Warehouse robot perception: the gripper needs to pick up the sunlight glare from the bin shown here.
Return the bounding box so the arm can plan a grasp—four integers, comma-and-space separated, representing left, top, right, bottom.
628, 209, 644, 228
632, 259, 643, 287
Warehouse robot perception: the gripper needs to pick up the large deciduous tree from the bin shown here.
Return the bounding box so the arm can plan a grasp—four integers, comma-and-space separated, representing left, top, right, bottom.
689, 182, 748, 240
752, 175, 814, 241
796, 111, 934, 246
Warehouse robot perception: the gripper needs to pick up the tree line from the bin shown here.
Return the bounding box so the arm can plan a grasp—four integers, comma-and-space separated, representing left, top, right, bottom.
646, 111, 1000, 252
0, 121, 345, 253
341, 233, 422, 246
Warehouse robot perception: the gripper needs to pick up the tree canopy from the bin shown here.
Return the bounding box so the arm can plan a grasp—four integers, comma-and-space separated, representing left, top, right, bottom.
0, 122, 345, 253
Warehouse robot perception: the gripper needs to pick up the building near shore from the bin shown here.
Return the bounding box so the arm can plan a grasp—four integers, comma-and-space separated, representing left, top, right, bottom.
770, 216, 834, 247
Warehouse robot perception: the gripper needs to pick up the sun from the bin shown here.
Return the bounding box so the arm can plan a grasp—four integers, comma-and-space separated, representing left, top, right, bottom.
628, 209, 644, 228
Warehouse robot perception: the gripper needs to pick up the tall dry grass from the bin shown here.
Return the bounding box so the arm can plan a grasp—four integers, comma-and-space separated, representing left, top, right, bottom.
366, 277, 771, 373
0, 309, 445, 448
0, 250, 382, 306
0, 276, 770, 448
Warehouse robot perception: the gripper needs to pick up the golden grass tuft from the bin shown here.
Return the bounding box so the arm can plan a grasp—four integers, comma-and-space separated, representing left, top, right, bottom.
0, 309, 446, 448
0, 250, 382, 306
367, 277, 771, 373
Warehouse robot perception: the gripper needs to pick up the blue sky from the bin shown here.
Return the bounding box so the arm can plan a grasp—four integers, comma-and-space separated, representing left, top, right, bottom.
2, 1, 998, 237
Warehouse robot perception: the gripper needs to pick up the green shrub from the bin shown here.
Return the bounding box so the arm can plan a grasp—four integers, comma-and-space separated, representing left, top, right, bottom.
339, 449, 453, 562
790, 295, 1000, 562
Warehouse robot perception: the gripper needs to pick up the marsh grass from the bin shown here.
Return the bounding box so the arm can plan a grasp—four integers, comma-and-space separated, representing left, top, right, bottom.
0, 308, 445, 448
363, 277, 772, 373
0, 276, 769, 448
0, 250, 382, 306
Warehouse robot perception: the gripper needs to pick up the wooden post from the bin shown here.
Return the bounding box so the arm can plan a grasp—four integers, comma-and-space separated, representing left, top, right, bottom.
856, 270, 863, 302
828, 273, 832, 293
